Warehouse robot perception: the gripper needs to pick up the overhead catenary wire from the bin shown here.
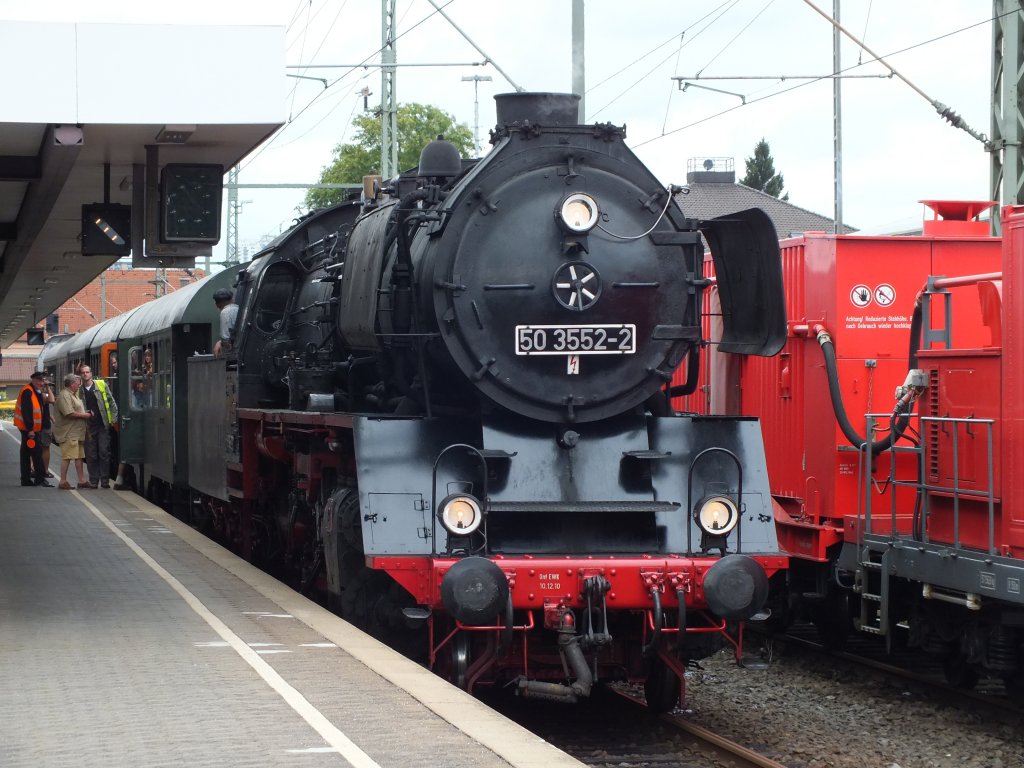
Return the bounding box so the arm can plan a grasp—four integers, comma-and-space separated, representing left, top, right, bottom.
240, 0, 462, 175
858, 0, 875, 65
587, 0, 736, 94
800, 0, 988, 145
588, 0, 739, 121
284, 0, 311, 34
633, 11, 1001, 150
695, 0, 777, 78
288, 0, 315, 120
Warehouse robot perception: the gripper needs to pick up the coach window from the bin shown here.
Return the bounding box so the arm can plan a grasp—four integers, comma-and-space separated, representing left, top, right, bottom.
156, 337, 171, 407
254, 263, 297, 333
129, 346, 153, 411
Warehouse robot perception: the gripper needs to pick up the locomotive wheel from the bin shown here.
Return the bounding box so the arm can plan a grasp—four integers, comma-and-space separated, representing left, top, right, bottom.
450, 634, 471, 691
643, 656, 681, 714
942, 653, 979, 690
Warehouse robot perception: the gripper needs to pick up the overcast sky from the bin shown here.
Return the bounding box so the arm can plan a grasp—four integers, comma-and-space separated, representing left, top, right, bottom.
0, 1, 996, 259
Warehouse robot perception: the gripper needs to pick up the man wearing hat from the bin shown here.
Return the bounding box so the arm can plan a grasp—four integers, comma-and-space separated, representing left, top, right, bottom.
14, 371, 55, 487
212, 288, 238, 356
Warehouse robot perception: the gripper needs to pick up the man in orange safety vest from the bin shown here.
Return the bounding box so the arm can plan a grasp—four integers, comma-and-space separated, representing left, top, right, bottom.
15, 371, 55, 487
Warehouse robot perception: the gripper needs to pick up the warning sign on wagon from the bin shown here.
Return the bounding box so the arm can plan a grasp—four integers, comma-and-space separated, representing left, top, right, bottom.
850, 285, 871, 308
849, 283, 896, 308
873, 283, 896, 307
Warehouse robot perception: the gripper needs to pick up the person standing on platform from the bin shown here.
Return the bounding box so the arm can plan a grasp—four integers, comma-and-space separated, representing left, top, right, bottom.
14, 371, 55, 487
53, 373, 91, 490
212, 288, 238, 356
78, 364, 117, 489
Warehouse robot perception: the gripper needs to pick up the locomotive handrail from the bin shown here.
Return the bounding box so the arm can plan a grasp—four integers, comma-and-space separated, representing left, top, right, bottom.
429, 612, 535, 670
454, 611, 536, 633
860, 413, 997, 556
645, 610, 726, 634
685, 446, 744, 556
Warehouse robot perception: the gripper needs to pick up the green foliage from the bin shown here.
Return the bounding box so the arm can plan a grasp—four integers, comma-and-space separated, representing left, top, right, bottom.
740, 138, 789, 202
305, 102, 475, 210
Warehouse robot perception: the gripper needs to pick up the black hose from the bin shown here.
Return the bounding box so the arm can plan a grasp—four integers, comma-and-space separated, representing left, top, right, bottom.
817, 319, 919, 455
908, 297, 923, 370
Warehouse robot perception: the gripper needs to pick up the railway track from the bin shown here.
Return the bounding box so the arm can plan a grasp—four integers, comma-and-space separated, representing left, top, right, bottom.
774, 626, 1020, 715
483, 684, 787, 768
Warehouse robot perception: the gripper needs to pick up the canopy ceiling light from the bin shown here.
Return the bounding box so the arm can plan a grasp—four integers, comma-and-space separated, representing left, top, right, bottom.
154, 124, 196, 144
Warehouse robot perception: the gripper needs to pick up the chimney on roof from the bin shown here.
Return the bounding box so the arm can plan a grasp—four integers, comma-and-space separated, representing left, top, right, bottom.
687, 157, 736, 184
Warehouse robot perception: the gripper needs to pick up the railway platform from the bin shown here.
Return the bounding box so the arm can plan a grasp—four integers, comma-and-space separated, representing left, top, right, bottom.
0, 426, 583, 768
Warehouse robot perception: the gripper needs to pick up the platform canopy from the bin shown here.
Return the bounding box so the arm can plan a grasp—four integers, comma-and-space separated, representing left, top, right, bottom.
0, 21, 286, 348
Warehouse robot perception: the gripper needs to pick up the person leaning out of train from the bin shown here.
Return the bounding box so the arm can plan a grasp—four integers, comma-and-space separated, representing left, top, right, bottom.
78, 364, 118, 489
15, 371, 55, 487
52, 373, 92, 491
212, 288, 238, 356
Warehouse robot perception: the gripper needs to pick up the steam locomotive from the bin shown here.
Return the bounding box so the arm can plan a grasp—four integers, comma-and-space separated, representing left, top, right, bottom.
43, 93, 789, 711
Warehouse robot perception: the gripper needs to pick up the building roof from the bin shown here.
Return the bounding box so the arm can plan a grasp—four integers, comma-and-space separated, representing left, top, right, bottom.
674, 169, 856, 237
0, 356, 37, 384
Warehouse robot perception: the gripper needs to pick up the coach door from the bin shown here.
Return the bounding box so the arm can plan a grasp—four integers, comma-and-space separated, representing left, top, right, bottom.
119, 343, 150, 464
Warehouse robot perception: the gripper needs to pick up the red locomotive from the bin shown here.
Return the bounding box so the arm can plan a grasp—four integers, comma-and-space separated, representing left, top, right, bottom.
676, 201, 1024, 699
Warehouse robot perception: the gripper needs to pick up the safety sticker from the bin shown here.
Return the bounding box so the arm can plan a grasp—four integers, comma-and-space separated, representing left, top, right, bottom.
850, 284, 871, 308
874, 283, 895, 307
567, 354, 580, 375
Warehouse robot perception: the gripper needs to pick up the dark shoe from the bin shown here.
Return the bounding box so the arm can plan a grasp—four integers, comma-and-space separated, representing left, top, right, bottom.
77, 483, 94, 490
58, 481, 72, 491
113, 483, 128, 491
35, 480, 53, 488
46, 470, 56, 478
21, 480, 34, 487
100, 481, 110, 489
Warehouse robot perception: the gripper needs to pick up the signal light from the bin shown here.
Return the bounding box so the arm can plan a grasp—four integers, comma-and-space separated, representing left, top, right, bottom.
82, 203, 131, 256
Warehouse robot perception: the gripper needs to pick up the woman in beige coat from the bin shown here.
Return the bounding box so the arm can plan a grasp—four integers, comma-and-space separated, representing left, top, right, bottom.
52, 373, 91, 490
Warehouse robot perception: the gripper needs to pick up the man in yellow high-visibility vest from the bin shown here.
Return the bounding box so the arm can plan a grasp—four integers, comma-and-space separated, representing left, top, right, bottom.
78, 364, 118, 489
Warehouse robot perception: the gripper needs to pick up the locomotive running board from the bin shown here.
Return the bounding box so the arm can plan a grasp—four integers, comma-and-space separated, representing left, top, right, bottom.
698, 207, 787, 357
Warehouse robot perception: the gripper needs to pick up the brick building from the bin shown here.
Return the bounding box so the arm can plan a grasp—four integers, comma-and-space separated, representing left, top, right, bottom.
0, 265, 204, 401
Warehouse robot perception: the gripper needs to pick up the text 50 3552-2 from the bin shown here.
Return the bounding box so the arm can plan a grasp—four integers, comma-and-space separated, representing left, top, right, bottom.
515, 324, 636, 355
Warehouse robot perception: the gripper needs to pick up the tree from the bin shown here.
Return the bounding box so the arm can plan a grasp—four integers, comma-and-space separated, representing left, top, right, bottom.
305, 102, 475, 209
740, 139, 789, 202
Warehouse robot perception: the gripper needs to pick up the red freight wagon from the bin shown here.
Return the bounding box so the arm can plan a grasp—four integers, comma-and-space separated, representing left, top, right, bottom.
673, 202, 1001, 626
829, 204, 1024, 697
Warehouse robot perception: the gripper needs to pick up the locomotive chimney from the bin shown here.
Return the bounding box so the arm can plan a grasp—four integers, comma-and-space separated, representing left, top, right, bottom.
494, 92, 582, 127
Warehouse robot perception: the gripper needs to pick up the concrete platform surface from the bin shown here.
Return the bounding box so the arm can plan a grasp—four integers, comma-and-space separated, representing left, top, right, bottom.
0, 426, 584, 768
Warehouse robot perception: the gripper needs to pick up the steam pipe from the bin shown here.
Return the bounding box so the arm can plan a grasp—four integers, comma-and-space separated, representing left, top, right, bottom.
932, 272, 1001, 290
516, 613, 594, 702
674, 588, 687, 650
642, 588, 663, 657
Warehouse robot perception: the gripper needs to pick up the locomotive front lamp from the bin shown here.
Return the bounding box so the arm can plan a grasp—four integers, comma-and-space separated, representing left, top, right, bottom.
557, 193, 599, 234
695, 496, 739, 536
439, 494, 484, 535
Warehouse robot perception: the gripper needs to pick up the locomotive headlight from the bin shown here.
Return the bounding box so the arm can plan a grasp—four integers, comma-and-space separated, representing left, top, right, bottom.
439, 494, 484, 536
695, 496, 739, 536
558, 193, 600, 233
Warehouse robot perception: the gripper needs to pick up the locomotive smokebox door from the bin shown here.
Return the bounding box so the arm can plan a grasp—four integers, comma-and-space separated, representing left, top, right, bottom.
699, 208, 787, 356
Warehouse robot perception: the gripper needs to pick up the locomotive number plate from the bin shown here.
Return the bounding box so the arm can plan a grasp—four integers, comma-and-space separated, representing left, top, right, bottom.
515, 324, 636, 355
